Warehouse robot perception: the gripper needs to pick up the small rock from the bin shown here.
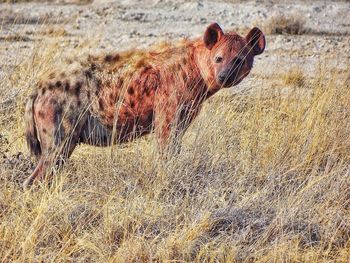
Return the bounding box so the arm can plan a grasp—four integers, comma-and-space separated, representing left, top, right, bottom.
200, 17, 207, 24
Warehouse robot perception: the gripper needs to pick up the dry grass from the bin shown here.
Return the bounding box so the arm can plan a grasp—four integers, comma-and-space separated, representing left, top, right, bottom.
282, 67, 307, 87
261, 13, 349, 36
37, 26, 70, 37
262, 14, 307, 35
1, 24, 350, 263
0, 34, 31, 41
0, 0, 92, 4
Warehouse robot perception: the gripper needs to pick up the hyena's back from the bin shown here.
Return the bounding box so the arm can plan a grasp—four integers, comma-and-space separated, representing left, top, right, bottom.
25, 53, 159, 165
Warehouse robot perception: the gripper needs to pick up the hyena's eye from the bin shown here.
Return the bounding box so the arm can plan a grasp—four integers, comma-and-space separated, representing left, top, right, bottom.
214, 56, 223, 63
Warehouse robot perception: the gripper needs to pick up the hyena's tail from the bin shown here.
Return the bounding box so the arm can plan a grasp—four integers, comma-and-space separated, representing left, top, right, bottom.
24, 92, 41, 158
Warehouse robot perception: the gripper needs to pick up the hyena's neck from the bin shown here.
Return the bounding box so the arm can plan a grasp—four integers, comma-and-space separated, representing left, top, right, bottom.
192, 41, 219, 98
168, 41, 216, 102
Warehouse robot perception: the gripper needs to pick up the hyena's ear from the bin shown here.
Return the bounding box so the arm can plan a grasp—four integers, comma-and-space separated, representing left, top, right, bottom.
245, 27, 265, 56
203, 22, 224, 50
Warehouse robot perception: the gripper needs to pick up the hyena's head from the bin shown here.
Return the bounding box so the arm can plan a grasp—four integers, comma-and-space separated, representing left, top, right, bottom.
203, 22, 265, 89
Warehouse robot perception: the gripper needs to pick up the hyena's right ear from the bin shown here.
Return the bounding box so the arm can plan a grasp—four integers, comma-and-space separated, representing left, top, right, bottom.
245, 27, 265, 56
203, 22, 224, 50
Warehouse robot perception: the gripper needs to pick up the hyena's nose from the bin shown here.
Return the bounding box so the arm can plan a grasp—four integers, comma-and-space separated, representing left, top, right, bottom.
218, 73, 226, 83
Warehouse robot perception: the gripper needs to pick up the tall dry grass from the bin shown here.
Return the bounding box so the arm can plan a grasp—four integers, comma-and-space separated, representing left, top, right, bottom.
0, 23, 350, 263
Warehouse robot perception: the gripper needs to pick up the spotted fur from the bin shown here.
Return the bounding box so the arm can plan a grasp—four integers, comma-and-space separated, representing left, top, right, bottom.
23, 23, 265, 188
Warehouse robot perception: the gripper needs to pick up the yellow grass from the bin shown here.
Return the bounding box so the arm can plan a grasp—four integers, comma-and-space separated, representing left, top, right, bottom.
0, 0, 92, 3
262, 14, 306, 35
0, 24, 350, 262
282, 67, 307, 87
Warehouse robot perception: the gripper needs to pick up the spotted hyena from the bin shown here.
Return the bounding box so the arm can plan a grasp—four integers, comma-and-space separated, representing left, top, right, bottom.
23, 23, 265, 188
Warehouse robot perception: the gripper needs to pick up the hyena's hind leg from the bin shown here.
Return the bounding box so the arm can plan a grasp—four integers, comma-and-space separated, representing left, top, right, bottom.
23, 91, 87, 189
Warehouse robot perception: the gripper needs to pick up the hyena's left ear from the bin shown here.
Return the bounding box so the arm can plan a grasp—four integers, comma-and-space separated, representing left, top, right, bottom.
203, 22, 224, 50
245, 27, 266, 56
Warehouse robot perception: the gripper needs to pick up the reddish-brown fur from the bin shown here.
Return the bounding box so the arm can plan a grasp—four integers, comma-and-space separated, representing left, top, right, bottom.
23, 23, 265, 188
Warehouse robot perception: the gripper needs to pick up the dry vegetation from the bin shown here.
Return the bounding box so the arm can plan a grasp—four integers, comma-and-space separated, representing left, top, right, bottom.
262, 14, 307, 35
281, 67, 306, 87
1, 13, 350, 263
0, 0, 92, 4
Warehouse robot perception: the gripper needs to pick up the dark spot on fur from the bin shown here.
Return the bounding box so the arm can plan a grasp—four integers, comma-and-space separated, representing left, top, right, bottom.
90, 63, 97, 71
60, 72, 66, 78
41, 87, 46, 95
127, 87, 134, 95
84, 69, 93, 79
62, 99, 66, 105
48, 83, 54, 90
145, 88, 151, 96
73, 69, 79, 75
87, 91, 91, 99
109, 93, 114, 100
64, 81, 70, 91
74, 82, 82, 97
99, 98, 105, 111
130, 101, 135, 108
104, 54, 120, 63
104, 55, 113, 62
69, 105, 74, 111
42, 128, 47, 134
56, 80, 62, 88
38, 111, 45, 118
143, 66, 152, 73
77, 100, 81, 107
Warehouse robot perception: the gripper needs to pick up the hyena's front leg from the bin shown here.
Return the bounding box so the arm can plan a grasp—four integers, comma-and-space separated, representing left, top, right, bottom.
154, 101, 192, 157
23, 90, 87, 189
154, 96, 203, 158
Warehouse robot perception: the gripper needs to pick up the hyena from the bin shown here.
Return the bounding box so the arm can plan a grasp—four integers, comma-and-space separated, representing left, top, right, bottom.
23, 22, 265, 188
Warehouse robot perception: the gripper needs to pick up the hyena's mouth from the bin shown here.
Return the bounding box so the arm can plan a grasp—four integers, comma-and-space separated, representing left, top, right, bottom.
221, 69, 250, 88
218, 71, 241, 87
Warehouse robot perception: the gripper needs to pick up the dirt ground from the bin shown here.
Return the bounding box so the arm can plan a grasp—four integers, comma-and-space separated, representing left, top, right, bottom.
1, 0, 350, 70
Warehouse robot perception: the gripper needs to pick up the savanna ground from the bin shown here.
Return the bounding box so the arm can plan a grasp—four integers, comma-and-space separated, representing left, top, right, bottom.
0, 0, 350, 262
